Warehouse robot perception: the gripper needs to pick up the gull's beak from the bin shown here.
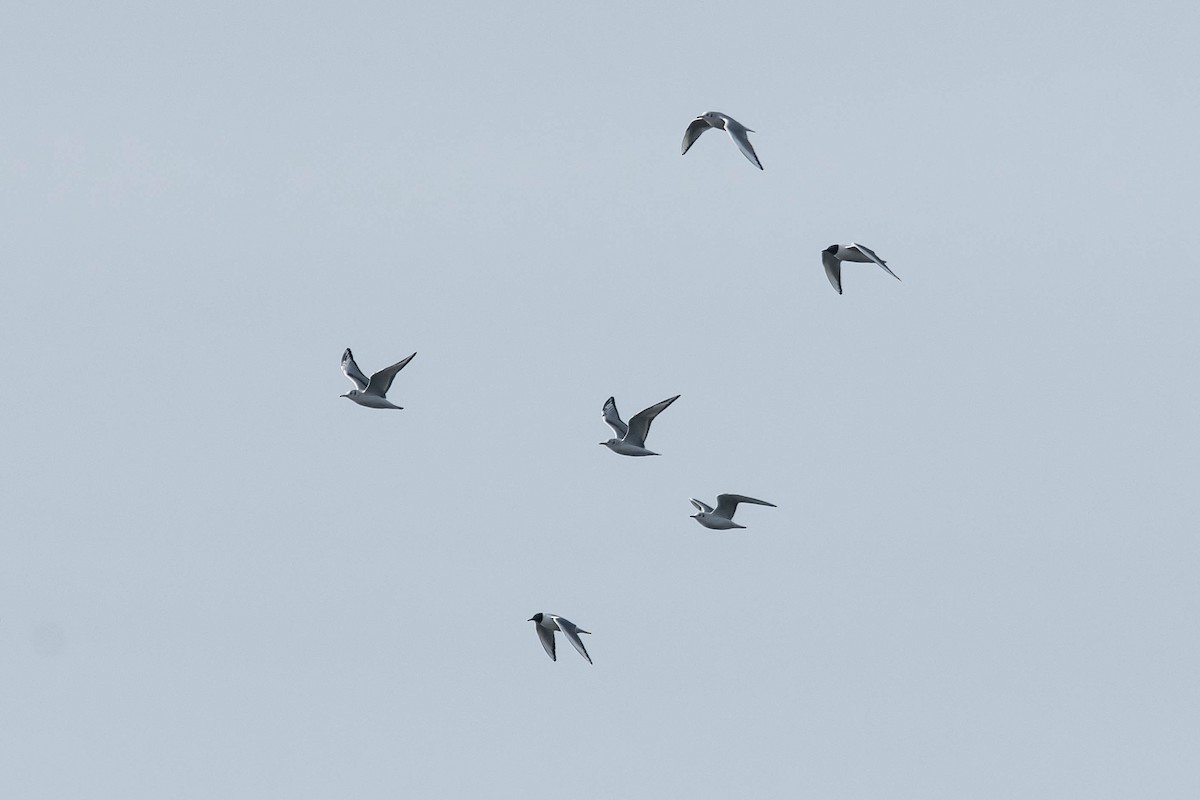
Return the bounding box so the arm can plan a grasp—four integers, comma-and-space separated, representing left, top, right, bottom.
527, 616, 536, 622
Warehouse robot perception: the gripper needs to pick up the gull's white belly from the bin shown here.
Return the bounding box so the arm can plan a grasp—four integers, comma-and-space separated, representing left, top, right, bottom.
694, 515, 744, 530
351, 394, 402, 410
604, 441, 658, 457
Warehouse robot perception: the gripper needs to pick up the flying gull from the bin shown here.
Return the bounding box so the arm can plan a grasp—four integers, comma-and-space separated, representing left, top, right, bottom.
340, 348, 416, 410
528, 613, 593, 664
681, 112, 763, 170
600, 395, 680, 456
822, 243, 901, 295
689, 494, 777, 529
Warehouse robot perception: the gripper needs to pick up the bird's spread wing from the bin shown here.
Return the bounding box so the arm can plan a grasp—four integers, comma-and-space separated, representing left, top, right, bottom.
341, 349, 370, 391
535, 623, 556, 661
850, 242, 901, 282
713, 494, 776, 520
681, 116, 712, 156
822, 250, 843, 295
366, 352, 416, 396
689, 498, 714, 514
555, 617, 593, 664
625, 395, 680, 448
602, 397, 628, 439
724, 119, 763, 170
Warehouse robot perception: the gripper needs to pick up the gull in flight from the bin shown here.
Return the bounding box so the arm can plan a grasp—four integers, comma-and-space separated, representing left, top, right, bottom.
689, 494, 777, 530
340, 348, 416, 410
528, 613, 592, 664
681, 111, 763, 170
600, 395, 680, 456
822, 243, 901, 295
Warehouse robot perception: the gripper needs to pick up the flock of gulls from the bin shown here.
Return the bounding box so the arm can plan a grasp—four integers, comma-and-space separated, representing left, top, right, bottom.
341, 112, 902, 664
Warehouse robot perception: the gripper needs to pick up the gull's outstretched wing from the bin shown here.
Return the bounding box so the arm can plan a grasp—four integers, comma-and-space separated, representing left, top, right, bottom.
713, 494, 776, 520
365, 352, 416, 397
554, 617, 592, 664
849, 242, 901, 282
625, 395, 680, 448
681, 116, 712, 156
602, 397, 629, 439
535, 623, 556, 662
822, 250, 843, 295
689, 498, 714, 514
341, 349, 370, 391
724, 118, 763, 170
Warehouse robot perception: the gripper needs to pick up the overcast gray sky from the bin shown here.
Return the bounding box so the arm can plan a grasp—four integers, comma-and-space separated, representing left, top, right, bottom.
3, 1, 1199, 797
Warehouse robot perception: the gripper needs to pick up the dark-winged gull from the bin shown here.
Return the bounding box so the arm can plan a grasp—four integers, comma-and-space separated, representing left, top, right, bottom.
600, 395, 680, 456
822, 243, 900, 295
340, 348, 416, 410
528, 613, 593, 664
681, 111, 763, 170
689, 494, 776, 530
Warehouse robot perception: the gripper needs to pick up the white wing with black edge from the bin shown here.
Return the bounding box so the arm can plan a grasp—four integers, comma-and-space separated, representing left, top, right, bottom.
602, 396, 628, 439
341, 349, 370, 390
554, 617, 593, 665
724, 118, 763, 170
535, 623, 556, 661
681, 116, 712, 156
849, 242, 901, 282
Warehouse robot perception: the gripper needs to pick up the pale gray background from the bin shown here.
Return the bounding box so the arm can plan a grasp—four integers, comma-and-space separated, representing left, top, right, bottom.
2, 1, 1198, 797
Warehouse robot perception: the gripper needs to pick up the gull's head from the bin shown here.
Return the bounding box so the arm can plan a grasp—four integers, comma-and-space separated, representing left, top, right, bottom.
600, 438, 619, 449
341, 390, 358, 399
824, 244, 838, 255
528, 613, 544, 623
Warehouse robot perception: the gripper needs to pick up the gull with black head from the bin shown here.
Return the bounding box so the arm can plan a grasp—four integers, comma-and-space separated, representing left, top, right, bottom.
528, 613, 593, 664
